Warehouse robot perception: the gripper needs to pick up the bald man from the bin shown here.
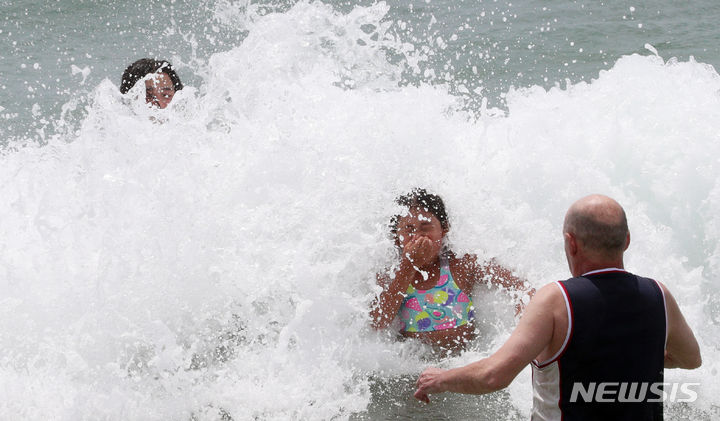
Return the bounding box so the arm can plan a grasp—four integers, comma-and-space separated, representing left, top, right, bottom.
414, 195, 701, 421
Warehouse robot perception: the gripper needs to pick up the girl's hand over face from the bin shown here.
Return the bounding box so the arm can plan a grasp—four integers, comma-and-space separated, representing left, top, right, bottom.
403, 236, 437, 268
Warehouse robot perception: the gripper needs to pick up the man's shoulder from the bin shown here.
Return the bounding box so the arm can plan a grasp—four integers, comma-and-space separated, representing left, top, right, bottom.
532, 282, 566, 307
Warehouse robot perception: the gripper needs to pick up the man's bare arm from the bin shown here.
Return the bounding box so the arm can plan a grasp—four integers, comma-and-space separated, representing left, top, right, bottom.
414, 283, 561, 401
659, 282, 701, 369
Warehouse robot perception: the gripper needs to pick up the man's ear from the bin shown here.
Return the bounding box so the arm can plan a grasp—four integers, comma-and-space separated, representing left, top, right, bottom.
564, 232, 578, 256
623, 232, 631, 251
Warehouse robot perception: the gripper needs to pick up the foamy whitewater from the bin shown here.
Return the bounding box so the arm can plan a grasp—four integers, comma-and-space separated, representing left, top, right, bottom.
1, 2, 720, 420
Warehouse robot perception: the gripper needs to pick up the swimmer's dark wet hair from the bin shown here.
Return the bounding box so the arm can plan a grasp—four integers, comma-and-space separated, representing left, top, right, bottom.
390, 188, 449, 236
120, 58, 184, 94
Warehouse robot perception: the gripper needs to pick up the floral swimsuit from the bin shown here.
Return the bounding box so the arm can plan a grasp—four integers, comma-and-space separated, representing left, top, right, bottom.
398, 256, 475, 332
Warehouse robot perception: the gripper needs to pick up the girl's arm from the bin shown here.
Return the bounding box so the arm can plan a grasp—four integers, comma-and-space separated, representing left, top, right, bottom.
482, 259, 530, 292
370, 260, 415, 329
482, 259, 535, 314
457, 255, 535, 313
371, 236, 439, 329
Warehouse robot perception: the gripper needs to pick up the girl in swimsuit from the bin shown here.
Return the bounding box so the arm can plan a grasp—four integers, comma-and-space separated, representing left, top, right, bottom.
370, 188, 531, 351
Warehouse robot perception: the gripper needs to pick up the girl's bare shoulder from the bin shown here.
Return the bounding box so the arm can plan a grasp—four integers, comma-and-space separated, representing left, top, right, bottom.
449, 253, 484, 290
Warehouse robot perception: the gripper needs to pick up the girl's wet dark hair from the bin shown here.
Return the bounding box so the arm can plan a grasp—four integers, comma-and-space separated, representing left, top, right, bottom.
120, 58, 184, 94
390, 188, 449, 236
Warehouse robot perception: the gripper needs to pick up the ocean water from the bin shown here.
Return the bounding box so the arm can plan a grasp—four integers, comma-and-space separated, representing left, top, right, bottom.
1, 0, 720, 420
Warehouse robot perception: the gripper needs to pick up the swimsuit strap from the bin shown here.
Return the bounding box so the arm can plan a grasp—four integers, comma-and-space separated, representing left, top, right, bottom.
440, 254, 450, 269
436, 255, 452, 288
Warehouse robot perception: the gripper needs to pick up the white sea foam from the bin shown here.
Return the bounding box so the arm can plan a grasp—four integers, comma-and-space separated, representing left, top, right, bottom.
1, 1, 719, 420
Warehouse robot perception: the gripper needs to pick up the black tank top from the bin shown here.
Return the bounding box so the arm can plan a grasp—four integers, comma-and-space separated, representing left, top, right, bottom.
531, 269, 667, 421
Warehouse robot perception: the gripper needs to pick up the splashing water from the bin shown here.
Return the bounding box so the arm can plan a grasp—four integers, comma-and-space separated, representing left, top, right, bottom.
1, 2, 720, 420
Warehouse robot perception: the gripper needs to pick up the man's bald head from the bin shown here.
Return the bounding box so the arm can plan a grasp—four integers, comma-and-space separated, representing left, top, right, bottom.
564, 195, 629, 259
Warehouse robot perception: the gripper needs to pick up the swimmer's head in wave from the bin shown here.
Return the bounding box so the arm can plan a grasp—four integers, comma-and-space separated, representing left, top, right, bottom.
120, 58, 184, 109
390, 188, 450, 248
